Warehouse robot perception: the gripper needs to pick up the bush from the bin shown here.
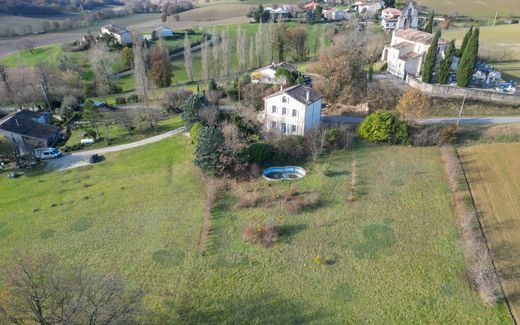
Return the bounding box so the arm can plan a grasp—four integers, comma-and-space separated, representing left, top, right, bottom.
239, 191, 261, 208
61, 143, 84, 152
270, 135, 305, 163
189, 122, 202, 144
285, 193, 321, 215
242, 142, 274, 165
127, 94, 139, 103
109, 84, 123, 94
411, 124, 458, 146
115, 97, 127, 105
358, 111, 409, 145
243, 219, 280, 247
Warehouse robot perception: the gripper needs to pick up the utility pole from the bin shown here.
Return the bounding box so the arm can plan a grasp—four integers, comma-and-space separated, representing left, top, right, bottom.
457, 91, 467, 126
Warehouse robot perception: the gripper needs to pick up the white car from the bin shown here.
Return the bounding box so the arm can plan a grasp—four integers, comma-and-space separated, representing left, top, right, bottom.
34, 147, 63, 160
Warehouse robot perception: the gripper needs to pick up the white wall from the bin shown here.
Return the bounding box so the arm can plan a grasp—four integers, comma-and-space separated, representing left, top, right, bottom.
265, 94, 321, 135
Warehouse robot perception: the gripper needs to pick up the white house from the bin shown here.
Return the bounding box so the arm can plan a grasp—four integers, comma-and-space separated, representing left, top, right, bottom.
100, 24, 132, 45
353, 0, 383, 14
151, 27, 174, 40
264, 7, 290, 20
251, 62, 299, 85
381, 29, 448, 79
396, 2, 419, 30
381, 8, 401, 31
263, 84, 322, 136
323, 8, 351, 21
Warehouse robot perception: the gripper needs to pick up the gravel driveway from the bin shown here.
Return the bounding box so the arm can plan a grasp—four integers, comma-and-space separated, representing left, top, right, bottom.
46, 126, 187, 171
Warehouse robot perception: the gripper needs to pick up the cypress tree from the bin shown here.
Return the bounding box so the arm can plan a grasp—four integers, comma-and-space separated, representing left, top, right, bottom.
459, 26, 473, 56
438, 40, 455, 84
421, 30, 441, 84
456, 27, 479, 87
194, 126, 224, 175
424, 11, 434, 33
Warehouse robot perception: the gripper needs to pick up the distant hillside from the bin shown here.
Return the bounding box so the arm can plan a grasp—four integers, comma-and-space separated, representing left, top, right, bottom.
0, 0, 124, 16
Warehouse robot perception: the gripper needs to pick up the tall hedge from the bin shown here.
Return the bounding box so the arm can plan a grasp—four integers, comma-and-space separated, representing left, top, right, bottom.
358, 111, 409, 145
456, 27, 479, 87
421, 30, 441, 84
424, 11, 434, 33
438, 40, 456, 84
459, 26, 473, 57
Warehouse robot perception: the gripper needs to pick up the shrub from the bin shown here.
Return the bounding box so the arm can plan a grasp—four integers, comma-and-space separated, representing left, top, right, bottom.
242, 142, 274, 165
239, 191, 261, 208
189, 122, 202, 144
115, 97, 127, 105
411, 124, 458, 146
109, 84, 123, 94
127, 94, 139, 103
270, 135, 305, 163
243, 219, 280, 247
358, 111, 409, 145
285, 193, 321, 215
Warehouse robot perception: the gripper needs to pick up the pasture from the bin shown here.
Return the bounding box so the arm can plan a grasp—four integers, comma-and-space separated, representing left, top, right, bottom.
418, 0, 520, 17
460, 143, 520, 322
0, 139, 509, 322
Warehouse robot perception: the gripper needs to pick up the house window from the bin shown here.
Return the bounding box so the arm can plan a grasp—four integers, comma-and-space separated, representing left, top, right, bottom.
272, 106, 277, 113
281, 123, 287, 134
270, 120, 277, 128
292, 109, 297, 117
282, 107, 287, 115
291, 125, 297, 133
282, 96, 287, 103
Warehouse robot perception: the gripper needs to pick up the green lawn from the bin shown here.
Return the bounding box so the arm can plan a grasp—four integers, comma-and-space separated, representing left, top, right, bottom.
0, 140, 510, 322
65, 115, 184, 151
418, 0, 520, 17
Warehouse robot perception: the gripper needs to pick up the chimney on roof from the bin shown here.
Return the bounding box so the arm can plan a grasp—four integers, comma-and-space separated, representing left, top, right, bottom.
306, 89, 310, 102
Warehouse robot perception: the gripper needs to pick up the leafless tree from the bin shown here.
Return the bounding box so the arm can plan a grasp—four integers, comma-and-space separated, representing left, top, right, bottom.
255, 21, 263, 67
305, 128, 328, 161
266, 19, 275, 63
19, 39, 35, 54
221, 29, 231, 79
0, 64, 13, 104
132, 34, 153, 129
248, 37, 255, 69
201, 39, 210, 81
161, 89, 192, 114
34, 63, 57, 110
183, 33, 193, 82
211, 30, 221, 79
236, 27, 247, 71
90, 42, 116, 99
198, 105, 220, 126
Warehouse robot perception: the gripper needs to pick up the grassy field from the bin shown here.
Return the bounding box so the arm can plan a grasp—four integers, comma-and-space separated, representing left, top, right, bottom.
418, 0, 520, 17
0, 140, 510, 322
443, 24, 520, 81
460, 143, 520, 322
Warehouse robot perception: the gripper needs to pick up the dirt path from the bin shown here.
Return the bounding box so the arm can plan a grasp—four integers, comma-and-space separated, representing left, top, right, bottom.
45, 126, 187, 171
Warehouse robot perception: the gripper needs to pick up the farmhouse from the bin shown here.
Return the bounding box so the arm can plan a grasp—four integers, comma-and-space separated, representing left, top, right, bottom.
323, 8, 351, 21
382, 29, 448, 79
263, 84, 322, 136
381, 8, 401, 31
100, 24, 133, 46
265, 7, 290, 20
353, 0, 383, 14
0, 110, 68, 154
151, 27, 174, 40
251, 62, 299, 85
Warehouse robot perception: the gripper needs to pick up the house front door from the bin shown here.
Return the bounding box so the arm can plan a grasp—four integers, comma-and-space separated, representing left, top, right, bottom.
281, 123, 287, 134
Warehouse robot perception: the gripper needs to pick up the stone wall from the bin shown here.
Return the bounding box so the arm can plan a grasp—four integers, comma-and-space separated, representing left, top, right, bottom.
405, 76, 520, 106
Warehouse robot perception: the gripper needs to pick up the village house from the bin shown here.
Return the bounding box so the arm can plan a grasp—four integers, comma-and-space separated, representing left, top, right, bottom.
151, 27, 174, 40
100, 24, 133, 46
263, 84, 322, 136
0, 110, 68, 155
381, 8, 401, 31
303, 2, 319, 11
396, 2, 419, 30
323, 8, 351, 21
382, 28, 448, 79
264, 7, 290, 21
251, 62, 300, 85
353, 0, 383, 14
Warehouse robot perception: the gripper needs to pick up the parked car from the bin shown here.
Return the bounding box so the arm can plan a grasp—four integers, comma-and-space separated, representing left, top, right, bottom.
34, 147, 63, 160
89, 154, 103, 164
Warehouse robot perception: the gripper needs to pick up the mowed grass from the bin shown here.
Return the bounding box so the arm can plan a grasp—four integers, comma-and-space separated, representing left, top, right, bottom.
460, 143, 520, 322
419, 0, 520, 17
0, 141, 510, 322
172, 146, 509, 323
443, 24, 520, 81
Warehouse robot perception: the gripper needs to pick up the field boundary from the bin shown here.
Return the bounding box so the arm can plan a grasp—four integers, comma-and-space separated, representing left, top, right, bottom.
454, 147, 517, 324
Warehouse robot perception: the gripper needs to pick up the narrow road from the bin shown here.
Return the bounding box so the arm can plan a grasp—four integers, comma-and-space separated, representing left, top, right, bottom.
322, 115, 520, 125
46, 126, 187, 171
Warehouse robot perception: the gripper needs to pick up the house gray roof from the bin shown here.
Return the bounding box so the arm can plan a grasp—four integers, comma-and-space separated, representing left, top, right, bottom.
264, 84, 322, 105
254, 62, 298, 74
102, 24, 129, 36
0, 111, 61, 140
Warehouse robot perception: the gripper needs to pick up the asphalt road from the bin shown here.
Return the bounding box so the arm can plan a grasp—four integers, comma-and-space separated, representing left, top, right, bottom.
322, 115, 520, 125
45, 126, 187, 171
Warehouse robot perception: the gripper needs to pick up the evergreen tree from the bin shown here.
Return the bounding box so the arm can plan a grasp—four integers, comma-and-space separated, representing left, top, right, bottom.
194, 126, 224, 175
438, 40, 455, 84
181, 94, 208, 128
456, 27, 479, 87
459, 25, 473, 56
424, 11, 434, 33
421, 30, 441, 84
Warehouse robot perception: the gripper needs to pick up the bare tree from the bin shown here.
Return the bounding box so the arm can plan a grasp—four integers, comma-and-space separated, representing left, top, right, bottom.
236, 27, 247, 72
221, 29, 231, 79
90, 42, 116, 100
201, 38, 210, 81
34, 63, 57, 110
248, 37, 255, 69
0, 64, 13, 104
132, 34, 152, 129
19, 39, 35, 54
255, 21, 264, 67
183, 33, 194, 82
305, 128, 328, 161
266, 19, 275, 64
0, 254, 145, 325
211, 30, 221, 79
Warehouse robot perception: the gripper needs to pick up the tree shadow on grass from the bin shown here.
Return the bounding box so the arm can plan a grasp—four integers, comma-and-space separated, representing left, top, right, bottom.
278, 224, 308, 243
175, 292, 327, 324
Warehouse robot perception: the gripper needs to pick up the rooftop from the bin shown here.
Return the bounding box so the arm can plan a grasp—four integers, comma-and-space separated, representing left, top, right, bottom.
0, 110, 61, 140
265, 84, 322, 105
395, 29, 434, 44
101, 24, 129, 35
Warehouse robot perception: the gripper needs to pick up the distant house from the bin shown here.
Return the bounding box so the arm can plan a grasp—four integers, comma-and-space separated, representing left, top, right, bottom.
303, 2, 319, 11
251, 62, 300, 85
382, 29, 448, 79
265, 7, 290, 21
396, 2, 419, 30
100, 24, 133, 46
0, 110, 68, 154
263, 84, 322, 136
323, 8, 351, 21
381, 8, 401, 31
151, 27, 174, 40
353, 0, 383, 14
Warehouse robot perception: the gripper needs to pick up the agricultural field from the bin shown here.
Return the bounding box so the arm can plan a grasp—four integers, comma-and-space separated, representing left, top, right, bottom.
0, 139, 510, 322
460, 143, 520, 322
418, 0, 520, 17
443, 24, 520, 81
